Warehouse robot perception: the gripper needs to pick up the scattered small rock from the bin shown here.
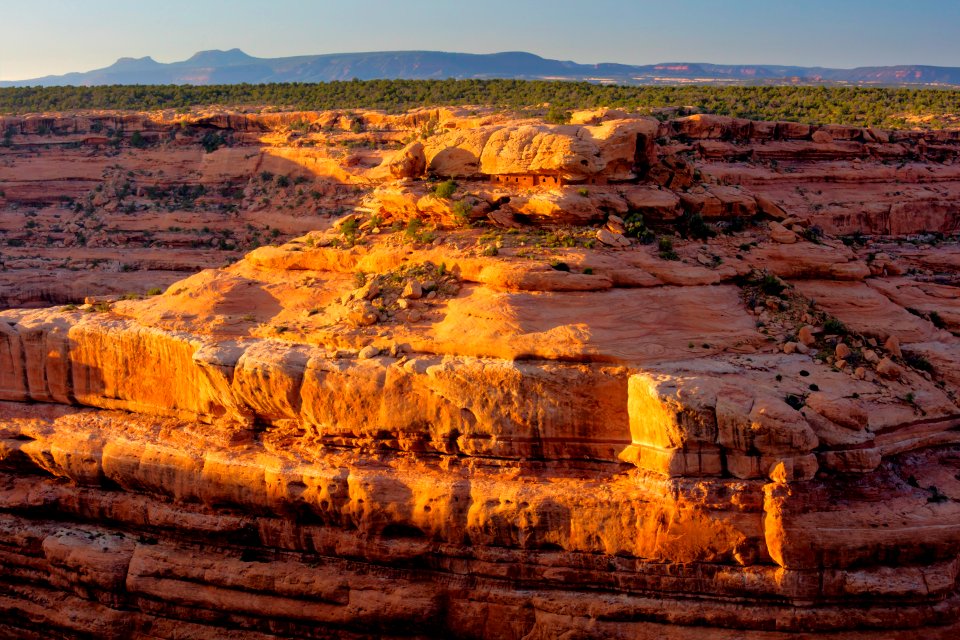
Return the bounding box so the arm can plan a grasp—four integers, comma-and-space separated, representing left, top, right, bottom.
597, 228, 631, 247
358, 345, 380, 359
769, 221, 799, 244
358, 281, 381, 301
798, 325, 817, 347
349, 303, 379, 327
811, 129, 833, 144
884, 335, 902, 358
402, 281, 423, 300
876, 357, 902, 379
606, 214, 626, 234
835, 343, 852, 359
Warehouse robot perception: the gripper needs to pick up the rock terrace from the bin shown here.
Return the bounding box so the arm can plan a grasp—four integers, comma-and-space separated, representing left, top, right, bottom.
0, 106, 959, 638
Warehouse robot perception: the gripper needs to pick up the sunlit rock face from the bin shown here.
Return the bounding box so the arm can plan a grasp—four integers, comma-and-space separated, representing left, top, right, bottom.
1, 107, 960, 638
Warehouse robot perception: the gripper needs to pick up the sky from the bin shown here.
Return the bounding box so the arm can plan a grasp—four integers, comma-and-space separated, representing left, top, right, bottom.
1, 0, 959, 80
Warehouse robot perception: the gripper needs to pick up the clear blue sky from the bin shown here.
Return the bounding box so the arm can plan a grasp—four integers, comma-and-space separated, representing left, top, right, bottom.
2, 0, 959, 80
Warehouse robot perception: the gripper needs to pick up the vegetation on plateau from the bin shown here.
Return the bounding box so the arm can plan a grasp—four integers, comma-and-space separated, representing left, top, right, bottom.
1, 80, 959, 128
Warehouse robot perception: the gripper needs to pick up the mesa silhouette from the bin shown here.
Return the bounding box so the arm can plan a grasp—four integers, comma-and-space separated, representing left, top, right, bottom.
5, 48, 960, 87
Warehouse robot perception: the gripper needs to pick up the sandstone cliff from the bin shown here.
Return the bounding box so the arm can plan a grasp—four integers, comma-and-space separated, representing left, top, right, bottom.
0, 107, 959, 639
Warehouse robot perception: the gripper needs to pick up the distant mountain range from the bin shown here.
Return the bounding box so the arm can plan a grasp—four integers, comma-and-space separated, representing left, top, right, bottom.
4, 49, 960, 88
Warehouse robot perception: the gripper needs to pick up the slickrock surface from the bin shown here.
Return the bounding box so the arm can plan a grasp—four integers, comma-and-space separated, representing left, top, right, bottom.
0, 108, 959, 638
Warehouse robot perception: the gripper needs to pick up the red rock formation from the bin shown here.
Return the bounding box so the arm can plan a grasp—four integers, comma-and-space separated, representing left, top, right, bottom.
1, 107, 959, 638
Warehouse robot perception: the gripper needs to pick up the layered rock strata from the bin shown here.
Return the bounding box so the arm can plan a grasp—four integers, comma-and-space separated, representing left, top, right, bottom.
4, 107, 959, 306
0, 108, 959, 638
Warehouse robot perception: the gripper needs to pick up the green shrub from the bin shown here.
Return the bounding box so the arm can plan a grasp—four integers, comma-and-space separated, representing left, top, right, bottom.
1, 83, 958, 131
679, 212, 715, 241
340, 217, 359, 242
404, 218, 423, 239
760, 274, 787, 297
545, 104, 571, 124
404, 218, 435, 243
201, 131, 226, 153
801, 225, 824, 244
451, 199, 472, 226
904, 352, 934, 373
822, 317, 848, 335
785, 394, 804, 410
433, 180, 457, 200
658, 236, 679, 260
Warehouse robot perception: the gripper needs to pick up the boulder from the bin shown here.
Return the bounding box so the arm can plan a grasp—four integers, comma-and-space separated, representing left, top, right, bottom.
876, 357, 902, 379
885, 335, 903, 358
597, 228, 631, 247
479, 125, 602, 180
798, 325, 817, 347
402, 281, 423, 300
769, 221, 799, 244
622, 186, 682, 220
383, 141, 426, 179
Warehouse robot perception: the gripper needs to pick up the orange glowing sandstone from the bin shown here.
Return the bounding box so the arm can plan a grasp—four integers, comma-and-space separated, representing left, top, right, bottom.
0, 107, 959, 638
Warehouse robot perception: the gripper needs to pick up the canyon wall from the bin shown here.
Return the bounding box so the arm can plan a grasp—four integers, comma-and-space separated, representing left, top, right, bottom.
0, 107, 959, 638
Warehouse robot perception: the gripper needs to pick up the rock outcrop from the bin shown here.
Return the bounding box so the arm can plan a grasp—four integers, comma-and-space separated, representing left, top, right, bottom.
1, 106, 959, 639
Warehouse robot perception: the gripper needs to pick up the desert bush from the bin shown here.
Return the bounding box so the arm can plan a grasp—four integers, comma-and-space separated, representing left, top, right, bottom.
433, 180, 457, 199
451, 199, 472, 226
658, 236, 679, 261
